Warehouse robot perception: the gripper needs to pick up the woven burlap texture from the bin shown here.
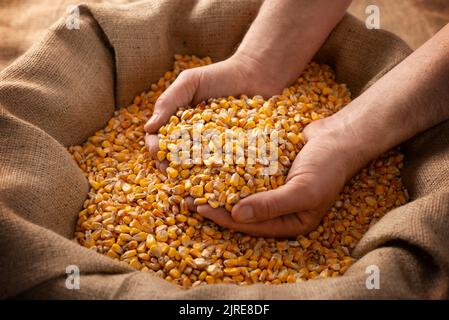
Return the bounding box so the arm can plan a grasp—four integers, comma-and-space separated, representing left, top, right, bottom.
1, 0, 448, 299
3, 0, 449, 70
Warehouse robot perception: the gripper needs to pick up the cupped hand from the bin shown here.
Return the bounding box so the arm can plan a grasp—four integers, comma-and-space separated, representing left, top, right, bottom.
144, 53, 292, 172
144, 53, 285, 134
144, 53, 287, 172
194, 120, 361, 238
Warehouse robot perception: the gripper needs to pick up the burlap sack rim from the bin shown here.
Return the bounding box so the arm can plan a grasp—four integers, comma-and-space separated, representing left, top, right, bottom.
3, 1, 448, 299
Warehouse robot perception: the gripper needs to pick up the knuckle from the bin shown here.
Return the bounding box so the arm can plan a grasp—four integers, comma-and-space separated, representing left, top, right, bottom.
300, 185, 321, 209
178, 69, 195, 82
287, 177, 321, 209
262, 196, 279, 220
298, 212, 320, 234
155, 95, 167, 109
221, 217, 237, 230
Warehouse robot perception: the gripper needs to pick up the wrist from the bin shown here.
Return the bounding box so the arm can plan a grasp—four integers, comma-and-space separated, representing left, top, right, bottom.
230, 50, 287, 96
303, 113, 377, 182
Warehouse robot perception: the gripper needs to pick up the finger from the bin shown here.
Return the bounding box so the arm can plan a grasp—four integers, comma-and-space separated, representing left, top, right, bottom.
158, 161, 168, 173
154, 160, 169, 174
144, 69, 199, 133
197, 205, 308, 238
295, 211, 322, 236
231, 179, 314, 223
185, 197, 196, 212
145, 134, 160, 159
145, 134, 169, 173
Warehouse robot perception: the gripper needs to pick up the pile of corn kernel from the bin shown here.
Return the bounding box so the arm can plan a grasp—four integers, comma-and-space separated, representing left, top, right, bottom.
70, 55, 408, 288
157, 85, 318, 210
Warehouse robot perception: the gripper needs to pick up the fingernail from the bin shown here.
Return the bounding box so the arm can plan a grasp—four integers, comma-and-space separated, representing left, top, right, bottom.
236, 205, 254, 222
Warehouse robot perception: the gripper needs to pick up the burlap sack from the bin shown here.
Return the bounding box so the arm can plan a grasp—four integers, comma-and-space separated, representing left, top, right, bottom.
2, 0, 449, 71
1, 0, 448, 299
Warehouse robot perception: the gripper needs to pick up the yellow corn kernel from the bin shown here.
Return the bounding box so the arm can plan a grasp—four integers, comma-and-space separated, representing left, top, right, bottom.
169, 268, 181, 279
96, 147, 106, 158
287, 132, 301, 145
156, 150, 166, 161
106, 250, 119, 259
194, 198, 208, 205
122, 183, 132, 194
166, 167, 179, 179
190, 185, 204, 197
121, 249, 137, 260
129, 257, 142, 269
171, 184, 185, 195
224, 267, 240, 276
149, 245, 162, 258
229, 173, 240, 187
204, 181, 214, 193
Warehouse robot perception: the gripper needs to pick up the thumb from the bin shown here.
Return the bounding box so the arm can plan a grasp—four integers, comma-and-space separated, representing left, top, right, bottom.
144, 69, 200, 133
231, 179, 316, 223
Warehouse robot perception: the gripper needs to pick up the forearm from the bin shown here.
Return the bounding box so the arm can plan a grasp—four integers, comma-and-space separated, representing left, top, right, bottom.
235, 0, 351, 87
321, 23, 449, 176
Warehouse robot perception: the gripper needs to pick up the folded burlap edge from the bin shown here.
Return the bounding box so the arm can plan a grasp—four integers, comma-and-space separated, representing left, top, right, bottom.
2, 0, 448, 299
